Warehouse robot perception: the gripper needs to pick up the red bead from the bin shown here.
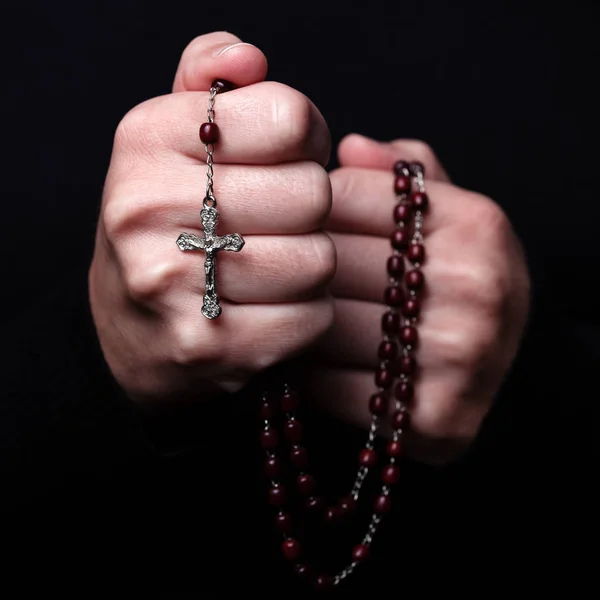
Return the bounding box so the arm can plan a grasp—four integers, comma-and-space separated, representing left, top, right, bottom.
281, 392, 300, 412
394, 380, 414, 401
282, 538, 301, 561
382, 464, 400, 485
393, 160, 410, 176
260, 428, 278, 449
264, 456, 282, 478
384, 285, 405, 307
387, 255, 405, 277
297, 473, 316, 495
375, 368, 393, 389
410, 161, 425, 177
306, 496, 324, 512
386, 439, 404, 457
359, 448, 377, 467
406, 269, 424, 290
394, 175, 411, 194
211, 79, 234, 93
411, 191, 429, 211
284, 420, 303, 443
352, 544, 370, 562
382, 311, 400, 333
290, 446, 308, 469
400, 326, 418, 346
275, 511, 292, 533
269, 486, 286, 506
393, 203, 412, 223
392, 410, 411, 430
199, 122, 219, 144
339, 496, 357, 516
324, 506, 341, 524
403, 298, 421, 318
396, 355, 416, 375
369, 393, 389, 416
391, 229, 410, 250
378, 340, 398, 360
315, 575, 333, 589
408, 244, 425, 264
374, 494, 392, 514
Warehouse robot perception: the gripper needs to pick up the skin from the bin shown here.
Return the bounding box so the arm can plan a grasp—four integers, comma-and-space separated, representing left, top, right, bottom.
89, 32, 530, 466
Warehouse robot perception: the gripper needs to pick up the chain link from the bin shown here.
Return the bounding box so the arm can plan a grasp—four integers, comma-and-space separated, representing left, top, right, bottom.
204, 87, 219, 207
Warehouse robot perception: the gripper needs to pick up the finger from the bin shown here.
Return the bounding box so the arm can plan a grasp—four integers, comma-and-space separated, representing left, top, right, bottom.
172, 31, 268, 93
105, 161, 331, 236
337, 134, 451, 182
116, 82, 331, 166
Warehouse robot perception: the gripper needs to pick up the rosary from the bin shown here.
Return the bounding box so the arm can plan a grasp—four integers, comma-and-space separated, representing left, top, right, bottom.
178, 81, 429, 590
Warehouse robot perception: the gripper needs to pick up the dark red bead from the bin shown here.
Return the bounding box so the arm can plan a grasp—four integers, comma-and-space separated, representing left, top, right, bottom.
374, 494, 392, 514
269, 486, 286, 507
281, 392, 300, 412
369, 393, 389, 416
290, 446, 308, 469
260, 428, 279, 449
400, 326, 418, 346
394, 380, 415, 402
394, 175, 411, 194
406, 269, 424, 290
393, 203, 412, 223
392, 410, 411, 430
260, 399, 276, 419
408, 244, 425, 264
306, 496, 324, 512
275, 511, 292, 533
386, 439, 404, 457
410, 161, 425, 177
297, 473, 316, 495
403, 298, 421, 318
284, 420, 303, 443
378, 340, 398, 360
339, 496, 357, 516
396, 355, 416, 375
391, 229, 410, 250
199, 122, 219, 144
393, 160, 410, 176
387, 255, 405, 277
211, 79, 234, 92
382, 311, 400, 333
382, 464, 400, 485
324, 506, 341, 524
352, 544, 370, 562
384, 285, 405, 307
264, 456, 282, 478
315, 575, 333, 589
282, 538, 301, 561
294, 564, 311, 578
411, 191, 429, 211
375, 368, 393, 389
359, 448, 378, 467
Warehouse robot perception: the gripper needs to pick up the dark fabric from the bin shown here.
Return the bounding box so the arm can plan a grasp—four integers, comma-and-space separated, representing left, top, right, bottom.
1, 0, 595, 594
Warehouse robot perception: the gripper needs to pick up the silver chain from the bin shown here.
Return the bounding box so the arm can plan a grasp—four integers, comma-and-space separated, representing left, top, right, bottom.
204, 86, 218, 207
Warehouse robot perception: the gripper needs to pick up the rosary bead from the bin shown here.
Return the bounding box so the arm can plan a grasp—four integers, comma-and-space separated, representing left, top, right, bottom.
375, 368, 393, 389
282, 538, 301, 561
382, 311, 400, 333
211, 78, 234, 92
260, 428, 279, 449
290, 446, 309, 469
378, 340, 398, 360
339, 496, 357, 516
352, 544, 370, 562
382, 464, 400, 485
409, 161, 425, 177
284, 420, 303, 443
306, 496, 324, 512
392, 410, 411, 430
393, 160, 410, 176
297, 473, 316, 495
391, 229, 411, 251
269, 486, 286, 507
315, 575, 333, 589
275, 511, 292, 533
387, 255, 405, 277
384, 285, 405, 307
386, 439, 404, 457
403, 298, 421, 318
369, 393, 389, 416
264, 456, 282, 478
394, 380, 415, 401
411, 191, 429, 212
374, 494, 392, 514
359, 448, 378, 467
400, 326, 418, 346
408, 243, 425, 264
260, 399, 276, 419
281, 391, 300, 412
406, 269, 424, 290
393, 203, 412, 223
396, 354, 416, 375
394, 175, 412, 194
199, 122, 219, 144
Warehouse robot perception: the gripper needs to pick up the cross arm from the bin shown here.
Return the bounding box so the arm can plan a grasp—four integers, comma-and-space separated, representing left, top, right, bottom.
215, 233, 245, 252
176, 232, 206, 251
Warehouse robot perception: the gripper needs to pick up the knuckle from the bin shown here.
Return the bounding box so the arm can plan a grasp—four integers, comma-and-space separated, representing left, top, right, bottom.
268, 82, 313, 154
170, 321, 221, 367
306, 162, 332, 228
329, 167, 354, 203
124, 261, 179, 304
408, 139, 438, 167
309, 232, 337, 289
113, 97, 167, 158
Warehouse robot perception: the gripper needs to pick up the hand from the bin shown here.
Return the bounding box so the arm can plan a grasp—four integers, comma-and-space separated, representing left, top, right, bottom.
89, 32, 335, 404
305, 135, 530, 465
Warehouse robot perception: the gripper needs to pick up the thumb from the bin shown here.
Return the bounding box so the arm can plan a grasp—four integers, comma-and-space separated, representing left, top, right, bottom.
337, 133, 451, 182
172, 31, 268, 93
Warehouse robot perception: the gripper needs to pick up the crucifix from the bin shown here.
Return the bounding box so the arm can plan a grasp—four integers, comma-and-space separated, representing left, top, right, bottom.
177, 203, 245, 320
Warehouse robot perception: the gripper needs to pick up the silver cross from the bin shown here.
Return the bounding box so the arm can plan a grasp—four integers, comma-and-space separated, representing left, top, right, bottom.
177, 205, 244, 319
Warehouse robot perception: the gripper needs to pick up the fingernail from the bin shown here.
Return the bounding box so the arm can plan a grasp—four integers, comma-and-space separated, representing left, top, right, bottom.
214, 42, 254, 57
